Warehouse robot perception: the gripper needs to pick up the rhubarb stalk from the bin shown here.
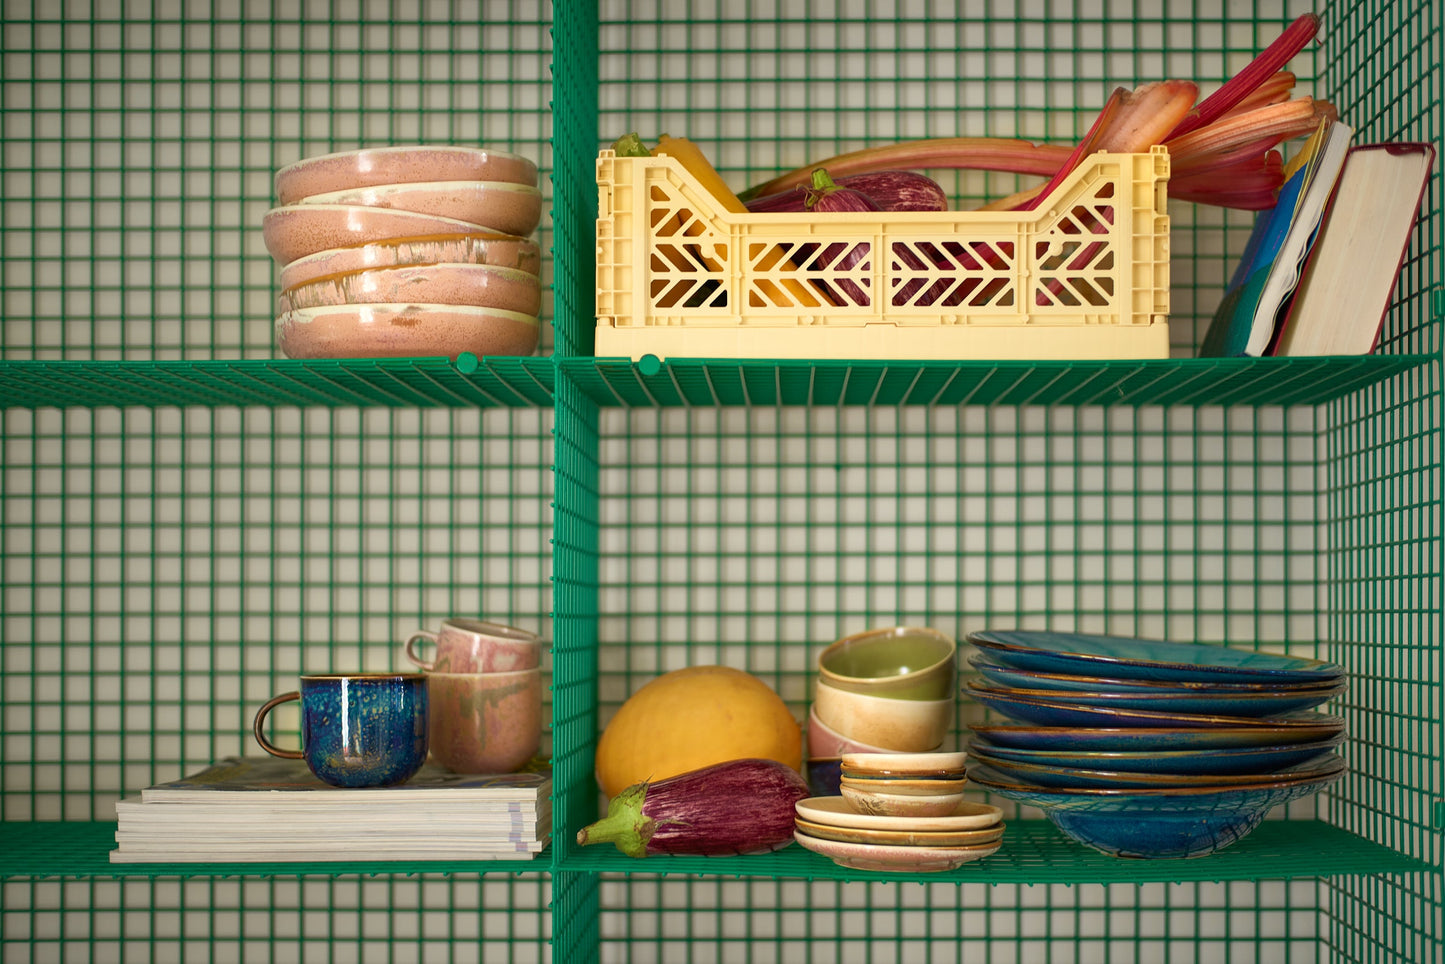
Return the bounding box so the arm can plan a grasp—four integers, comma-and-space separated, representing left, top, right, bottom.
740, 137, 1072, 201
1166, 13, 1321, 140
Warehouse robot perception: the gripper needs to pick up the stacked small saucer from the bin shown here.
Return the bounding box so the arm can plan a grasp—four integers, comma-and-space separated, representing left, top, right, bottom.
794, 752, 1003, 873
263, 145, 544, 360
961, 629, 1347, 859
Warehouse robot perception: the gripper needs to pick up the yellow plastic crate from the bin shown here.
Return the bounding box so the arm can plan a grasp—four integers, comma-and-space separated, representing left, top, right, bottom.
594, 146, 1172, 361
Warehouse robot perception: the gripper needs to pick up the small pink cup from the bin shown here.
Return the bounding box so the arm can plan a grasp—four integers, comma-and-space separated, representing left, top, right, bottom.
404, 618, 542, 673
427, 669, 543, 774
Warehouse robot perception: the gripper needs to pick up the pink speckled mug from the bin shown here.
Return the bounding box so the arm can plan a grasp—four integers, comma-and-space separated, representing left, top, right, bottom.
426, 669, 542, 774
404, 618, 542, 674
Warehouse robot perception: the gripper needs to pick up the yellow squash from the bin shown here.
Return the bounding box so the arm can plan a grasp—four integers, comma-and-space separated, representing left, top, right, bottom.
594, 665, 803, 799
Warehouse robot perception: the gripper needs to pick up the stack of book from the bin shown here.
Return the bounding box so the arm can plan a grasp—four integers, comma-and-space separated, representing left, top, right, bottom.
1201, 119, 1434, 358
110, 756, 551, 863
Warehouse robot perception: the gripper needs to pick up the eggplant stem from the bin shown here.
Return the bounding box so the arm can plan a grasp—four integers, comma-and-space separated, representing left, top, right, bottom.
575, 781, 655, 859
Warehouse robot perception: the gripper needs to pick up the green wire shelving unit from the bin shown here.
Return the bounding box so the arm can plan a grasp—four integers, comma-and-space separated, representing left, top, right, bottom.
2, 2, 1441, 962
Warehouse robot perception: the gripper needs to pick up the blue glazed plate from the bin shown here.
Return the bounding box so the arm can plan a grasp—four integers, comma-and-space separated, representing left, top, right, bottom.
969, 654, 1343, 695
967, 630, 1344, 685
963, 679, 1344, 719
964, 680, 1345, 727
964, 732, 1346, 775
968, 718, 1345, 752
965, 745, 1345, 790
966, 761, 1344, 858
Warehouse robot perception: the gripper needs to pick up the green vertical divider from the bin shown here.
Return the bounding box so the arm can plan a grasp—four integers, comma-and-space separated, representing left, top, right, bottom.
550, 2, 603, 961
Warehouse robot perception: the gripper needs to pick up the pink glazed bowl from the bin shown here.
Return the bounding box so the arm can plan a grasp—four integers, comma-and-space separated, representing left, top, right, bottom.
278, 234, 542, 290
275, 145, 538, 204
427, 669, 543, 774
278, 263, 541, 316
294, 180, 542, 238
275, 303, 540, 360
262, 204, 508, 265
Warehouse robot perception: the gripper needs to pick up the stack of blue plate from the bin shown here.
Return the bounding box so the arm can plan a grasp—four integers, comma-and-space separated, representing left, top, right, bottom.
961, 629, 1347, 859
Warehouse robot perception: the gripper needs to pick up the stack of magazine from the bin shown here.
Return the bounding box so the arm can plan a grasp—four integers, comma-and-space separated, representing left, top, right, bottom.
110, 756, 552, 863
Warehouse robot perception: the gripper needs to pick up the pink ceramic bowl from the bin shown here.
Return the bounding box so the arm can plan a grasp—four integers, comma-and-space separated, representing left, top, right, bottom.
426, 669, 543, 774
404, 618, 543, 674
262, 204, 507, 265
278, 233, 542, 290
275, 145, 538, 204
295, 180, 543, 238
278, 263, 541, 316
275, 303, 540, 360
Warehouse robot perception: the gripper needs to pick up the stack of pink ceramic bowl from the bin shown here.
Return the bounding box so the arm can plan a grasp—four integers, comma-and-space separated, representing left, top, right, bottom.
402, 617, 545, 774
264, 146, 544, 360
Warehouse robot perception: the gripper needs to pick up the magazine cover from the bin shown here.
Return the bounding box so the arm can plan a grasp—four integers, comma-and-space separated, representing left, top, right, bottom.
140, 755, 552, 802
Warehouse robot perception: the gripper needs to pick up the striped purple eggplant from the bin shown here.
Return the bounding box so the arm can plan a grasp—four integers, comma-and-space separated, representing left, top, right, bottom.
576, 758, 810, 858
746, 169, 947, 213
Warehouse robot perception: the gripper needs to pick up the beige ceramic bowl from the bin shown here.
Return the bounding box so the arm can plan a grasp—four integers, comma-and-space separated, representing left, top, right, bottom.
275, 145, 538, 204
279, 263, 542, 316
812, 679, 953, 752
279, 234, 542, 290
806, 705, 904, 758
839, 774, 968, 796
262, 204, 507, 265
839, 782, 967, 818
818, 626, 957, 700
295, 180, 543, 238
275, 303, 540, 360
841, 750, 968, 777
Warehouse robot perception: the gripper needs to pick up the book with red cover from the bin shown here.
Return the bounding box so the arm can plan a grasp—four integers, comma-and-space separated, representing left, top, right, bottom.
1268, 142, 1435, 356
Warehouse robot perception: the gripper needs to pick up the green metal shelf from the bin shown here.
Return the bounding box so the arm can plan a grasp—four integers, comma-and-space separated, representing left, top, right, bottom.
0, 822, 551, 879
560, 819, 1428, 884
5, 818, 1424, 885
564, 355, 1435, 408
3, 354, 1428, 411
0, 355, 555, 409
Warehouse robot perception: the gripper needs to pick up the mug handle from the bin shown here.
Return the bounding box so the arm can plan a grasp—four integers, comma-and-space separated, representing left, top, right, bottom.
403, 630, 437, 671
253, 691, 304, 759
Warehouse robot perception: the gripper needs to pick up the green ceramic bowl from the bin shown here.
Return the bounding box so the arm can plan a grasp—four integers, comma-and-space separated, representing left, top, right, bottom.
817, 626, 958, 700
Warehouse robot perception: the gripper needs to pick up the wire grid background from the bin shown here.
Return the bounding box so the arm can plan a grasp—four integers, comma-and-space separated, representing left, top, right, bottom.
1, 1, 1441, 964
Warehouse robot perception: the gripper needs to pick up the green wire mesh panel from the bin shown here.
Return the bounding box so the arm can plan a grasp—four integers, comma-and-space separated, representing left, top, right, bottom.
569, 0, 1444, 962
592, 878, 1327, 963
1, 402, 557, 955
1, 876, 553, 962
1, 4, 560, 960
0, 4, 554, 359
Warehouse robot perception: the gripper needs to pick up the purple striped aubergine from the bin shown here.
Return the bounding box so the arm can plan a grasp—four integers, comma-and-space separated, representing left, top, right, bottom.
575, 758, 811, 858
745, 169, 948, 213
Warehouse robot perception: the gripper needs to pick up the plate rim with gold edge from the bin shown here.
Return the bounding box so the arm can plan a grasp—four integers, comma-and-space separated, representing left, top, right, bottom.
793, 829, 1001, 872
795, 795, 1002, 831
794, 815, 1005, 848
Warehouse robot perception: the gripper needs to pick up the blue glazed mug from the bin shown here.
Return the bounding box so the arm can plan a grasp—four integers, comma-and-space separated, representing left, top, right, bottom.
253, 673, 429, 787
